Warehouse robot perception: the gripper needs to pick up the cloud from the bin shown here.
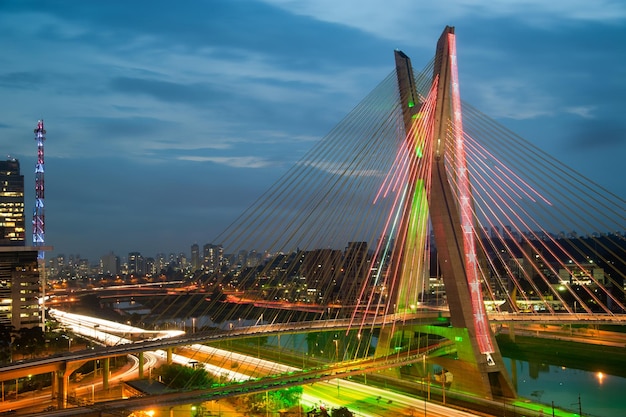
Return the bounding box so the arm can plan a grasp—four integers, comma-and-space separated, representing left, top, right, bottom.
0, 71, 45, 89
1, 0, 624, 260
299, 160, 384, 178
260, 0, 626, 42
568, 119, 626, 149
110, 77, 216, 105
177, 155, 275, 168
468, 78, 555, 120
565, 106, 596, 119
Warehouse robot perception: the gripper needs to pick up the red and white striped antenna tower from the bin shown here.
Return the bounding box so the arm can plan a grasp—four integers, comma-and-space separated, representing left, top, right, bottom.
33, 119, 46, 259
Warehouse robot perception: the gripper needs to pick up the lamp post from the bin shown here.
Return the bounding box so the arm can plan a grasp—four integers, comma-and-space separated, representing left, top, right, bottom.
61, 334, 73, 352
333, 339, 340, 398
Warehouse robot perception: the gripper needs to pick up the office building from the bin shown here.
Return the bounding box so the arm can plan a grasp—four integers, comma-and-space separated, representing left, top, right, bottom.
0, 159, 25, 246
191, 243, 200, 271
100, 251, 120, 276
0, 248, 42, 329
128, 252, 146, 276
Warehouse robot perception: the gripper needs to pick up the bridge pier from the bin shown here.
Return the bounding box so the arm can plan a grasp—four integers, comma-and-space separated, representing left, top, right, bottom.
55, 370, 69, 410
50, 371, 57, 399
102, 357, 110, 390
374, 322, 517, 399
374, 327, 404, 377
138, 351, 144, 379
167, 347, 173, 365
54, 360, 84, 410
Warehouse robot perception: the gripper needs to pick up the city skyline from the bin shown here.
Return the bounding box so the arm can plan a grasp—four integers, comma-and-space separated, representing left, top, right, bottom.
1, 1, 625, 261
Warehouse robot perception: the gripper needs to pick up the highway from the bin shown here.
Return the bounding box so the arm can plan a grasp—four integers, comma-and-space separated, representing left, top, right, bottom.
0, 310, 495, 416
2, 309, 606, 416
302, 378, 483, 417
0, 352, 161, 415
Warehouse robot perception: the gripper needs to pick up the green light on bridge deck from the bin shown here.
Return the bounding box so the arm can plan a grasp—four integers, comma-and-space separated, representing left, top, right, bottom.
415, 145, 423, 158
408, 100, 415, 108
455, 336, 463, 342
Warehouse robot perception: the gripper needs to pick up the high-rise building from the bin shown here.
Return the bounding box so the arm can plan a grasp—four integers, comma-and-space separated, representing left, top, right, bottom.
302, 248, 343, 302
145, 257, 156, 276
0, 159, 25, 246
203, 243, 223, 273
0, 248, 42, 329
339, 242, 369, 304
100, 251, 120, 276
128, 252, 146, 276
0, 158, 48, 330
155, 253, 167, 272
191, 243, 200, 271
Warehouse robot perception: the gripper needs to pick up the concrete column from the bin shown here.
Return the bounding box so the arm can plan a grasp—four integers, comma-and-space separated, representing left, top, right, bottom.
56, 370, 69, 410
102, 357, 110, 390
138, 352, 144, 379
166, 348, 173, 365
50, 371, 57, 399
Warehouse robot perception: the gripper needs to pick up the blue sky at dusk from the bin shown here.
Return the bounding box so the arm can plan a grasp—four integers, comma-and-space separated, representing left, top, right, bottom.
1, 1, 625, 262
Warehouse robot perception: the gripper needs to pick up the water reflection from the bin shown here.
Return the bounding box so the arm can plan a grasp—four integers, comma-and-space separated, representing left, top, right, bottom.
504, 357, 626, 417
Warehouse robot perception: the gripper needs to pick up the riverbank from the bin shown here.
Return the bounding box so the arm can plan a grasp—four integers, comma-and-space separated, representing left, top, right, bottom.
496, 330, 626, 379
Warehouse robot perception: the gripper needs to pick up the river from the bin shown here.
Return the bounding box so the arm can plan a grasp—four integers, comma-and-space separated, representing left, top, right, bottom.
172, 315, 626, 416
506, 357, 626, 417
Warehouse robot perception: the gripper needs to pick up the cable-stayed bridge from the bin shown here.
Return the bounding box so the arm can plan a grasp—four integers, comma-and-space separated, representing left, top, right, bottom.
3, 25, 626, 415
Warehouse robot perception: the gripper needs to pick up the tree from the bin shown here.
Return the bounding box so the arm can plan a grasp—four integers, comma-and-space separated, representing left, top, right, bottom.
273, 385, 303, 409
0, 323, 14, 363
243, 386, 303, 415
154, 363, 214, 389
13, 326, 45, 358
330, 407, 354, 417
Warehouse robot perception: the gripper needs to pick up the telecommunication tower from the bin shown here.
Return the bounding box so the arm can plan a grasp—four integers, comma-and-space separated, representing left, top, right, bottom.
33, 120, 46, 258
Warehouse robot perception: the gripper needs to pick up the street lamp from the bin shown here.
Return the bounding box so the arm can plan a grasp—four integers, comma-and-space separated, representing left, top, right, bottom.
333, 339, 340, 398
61, 334, 73, 352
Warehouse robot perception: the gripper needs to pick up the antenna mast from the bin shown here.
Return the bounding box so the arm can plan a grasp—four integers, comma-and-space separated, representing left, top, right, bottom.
33, 120, 46, 258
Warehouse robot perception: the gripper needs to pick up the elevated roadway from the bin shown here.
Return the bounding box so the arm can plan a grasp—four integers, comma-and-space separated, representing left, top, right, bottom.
4, 310, 626, 385
24, 343, 454, 417
2, 309, 626, 414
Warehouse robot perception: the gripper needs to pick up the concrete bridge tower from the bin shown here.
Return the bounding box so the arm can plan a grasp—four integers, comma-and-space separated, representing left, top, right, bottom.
381, 26, 516, 399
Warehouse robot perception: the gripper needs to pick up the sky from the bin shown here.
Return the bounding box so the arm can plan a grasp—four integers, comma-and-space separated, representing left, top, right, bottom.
1, 0, 625, 263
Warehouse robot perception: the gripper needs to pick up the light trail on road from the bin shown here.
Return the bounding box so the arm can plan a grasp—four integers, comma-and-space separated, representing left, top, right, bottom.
46, 309, 487, 416
48, 309, 184, 345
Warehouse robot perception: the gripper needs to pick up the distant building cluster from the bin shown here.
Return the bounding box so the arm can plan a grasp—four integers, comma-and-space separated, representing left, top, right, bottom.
45, 240, 377, 306
42, 220, 626, 314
